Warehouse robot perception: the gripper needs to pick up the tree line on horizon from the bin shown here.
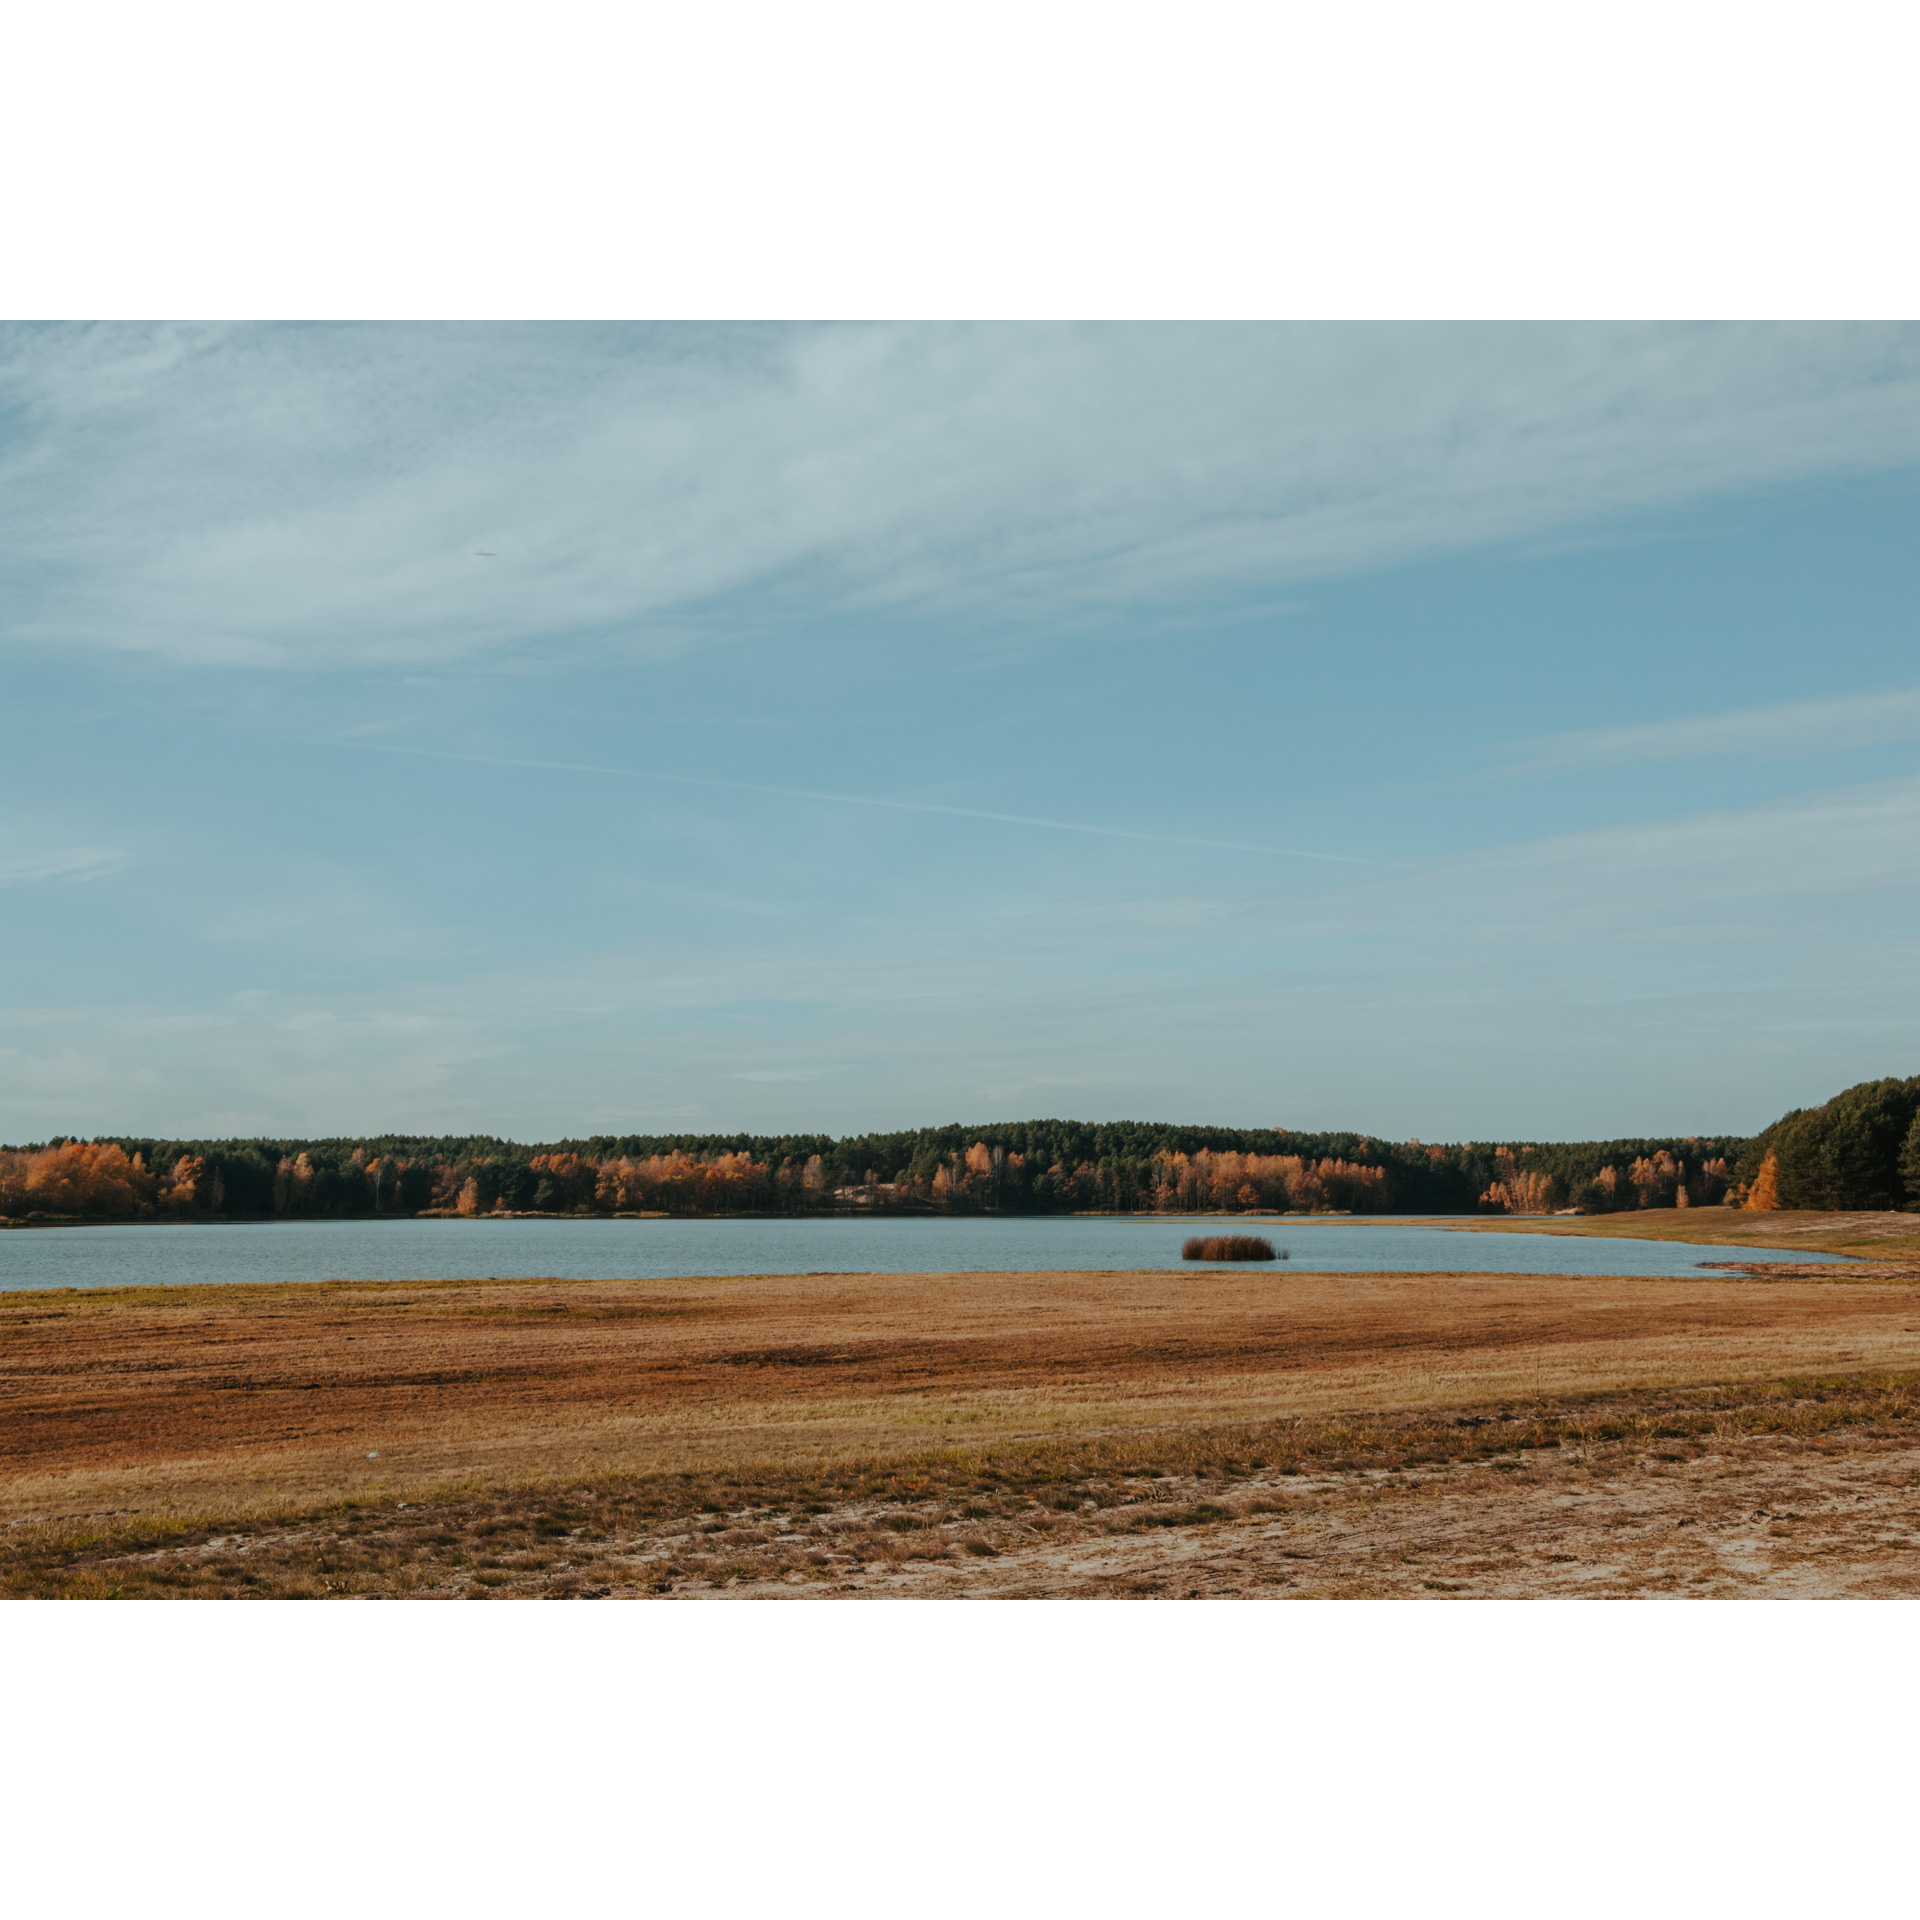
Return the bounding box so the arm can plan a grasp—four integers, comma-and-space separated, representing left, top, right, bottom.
13, 1093, 1905, 1224
1733, 1075, 1920, 1214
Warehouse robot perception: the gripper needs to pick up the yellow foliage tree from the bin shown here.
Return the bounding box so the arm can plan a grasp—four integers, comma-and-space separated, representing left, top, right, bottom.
1744, 1150, 1780, 1211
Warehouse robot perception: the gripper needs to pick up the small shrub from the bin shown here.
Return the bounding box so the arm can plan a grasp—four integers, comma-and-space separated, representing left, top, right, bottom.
1182, 1235, 1281, 1262
1132, 1502, 1234, 1529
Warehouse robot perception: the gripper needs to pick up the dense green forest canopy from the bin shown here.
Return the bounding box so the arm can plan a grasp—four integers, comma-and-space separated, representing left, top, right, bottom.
2, 1116, 1753, 1220
1737, 1076, 1920, 1212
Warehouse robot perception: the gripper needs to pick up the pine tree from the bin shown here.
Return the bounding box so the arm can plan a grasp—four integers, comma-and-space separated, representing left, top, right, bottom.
1899, 1112, 1920, 1212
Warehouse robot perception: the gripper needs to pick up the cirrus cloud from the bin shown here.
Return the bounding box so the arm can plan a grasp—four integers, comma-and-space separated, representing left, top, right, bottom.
5, 322, 1920, 671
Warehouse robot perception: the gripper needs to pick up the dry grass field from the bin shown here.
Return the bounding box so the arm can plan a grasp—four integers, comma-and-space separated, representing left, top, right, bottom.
1457, 1207, 1920, 1262
5, 1240, 1919, 1598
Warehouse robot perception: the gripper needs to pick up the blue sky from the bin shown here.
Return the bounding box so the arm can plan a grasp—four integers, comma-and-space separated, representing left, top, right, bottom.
4, 322, 1918, 1143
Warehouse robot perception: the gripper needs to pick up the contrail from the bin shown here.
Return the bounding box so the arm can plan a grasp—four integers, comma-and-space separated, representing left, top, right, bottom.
352, 742, 1378, 864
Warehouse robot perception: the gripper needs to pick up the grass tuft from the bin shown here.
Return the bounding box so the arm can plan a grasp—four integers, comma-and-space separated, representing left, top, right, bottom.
1182, 1234, 1281, 1262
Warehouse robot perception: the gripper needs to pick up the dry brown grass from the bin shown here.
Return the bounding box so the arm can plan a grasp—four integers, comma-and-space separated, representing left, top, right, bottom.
6, 1259, 1920, 1597
1455, 1207, 1920, 1263
7, 1369, 1920, 1598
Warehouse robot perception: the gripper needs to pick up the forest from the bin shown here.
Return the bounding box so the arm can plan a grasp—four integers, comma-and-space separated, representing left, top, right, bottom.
0, 1105, 1829, 1224
1734, 1075, 1920, 1213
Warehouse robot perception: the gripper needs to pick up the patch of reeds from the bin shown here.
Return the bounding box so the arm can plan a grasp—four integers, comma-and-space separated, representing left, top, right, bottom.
1182, 1234, 1282, 1262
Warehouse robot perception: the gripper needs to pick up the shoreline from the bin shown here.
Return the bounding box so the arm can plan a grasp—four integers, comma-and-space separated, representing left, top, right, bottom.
0, 1204, 1725, 1231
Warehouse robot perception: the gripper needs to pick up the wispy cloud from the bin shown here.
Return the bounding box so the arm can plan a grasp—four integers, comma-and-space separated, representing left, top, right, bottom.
1374, 773, 1920, 933
0, 833, 123, 887
1501, 687, 1920, 775
352, 741, 1381, 864
6, 324, 1920, 670
10, 771, 1915, 1138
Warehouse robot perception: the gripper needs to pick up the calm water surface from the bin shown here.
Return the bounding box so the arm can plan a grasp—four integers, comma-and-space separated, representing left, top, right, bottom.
0, 1214, 1845, 1291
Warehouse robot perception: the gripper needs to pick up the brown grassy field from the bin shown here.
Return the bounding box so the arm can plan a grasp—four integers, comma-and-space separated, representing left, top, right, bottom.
5, 1243, 1920, 1598
1455, 1207, 1920, 1262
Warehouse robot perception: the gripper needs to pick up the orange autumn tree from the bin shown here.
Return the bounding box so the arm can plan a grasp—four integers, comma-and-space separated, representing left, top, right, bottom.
1743, 1151, 1781, 1211
271, 1152, 316, 1215
529, 1151, 599, 1212
0, 1140, 156, 1217
1628, 1150, 1683, 1207
595, 1151, 772, 1214
1148, 1149, 1389, 1214
159, 1153, 206, 1212
1479, 1163, 1563, 1214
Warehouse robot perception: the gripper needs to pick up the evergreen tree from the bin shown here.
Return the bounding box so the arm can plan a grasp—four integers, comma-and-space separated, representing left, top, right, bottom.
1900, 1110, 1920, 1212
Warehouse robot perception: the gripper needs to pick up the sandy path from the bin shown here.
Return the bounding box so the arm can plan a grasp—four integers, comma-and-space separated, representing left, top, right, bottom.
744, 1438, 1920, 1599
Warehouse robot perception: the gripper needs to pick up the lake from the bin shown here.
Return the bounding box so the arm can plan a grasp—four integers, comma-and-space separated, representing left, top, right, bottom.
0, 1214, 1846, 1291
